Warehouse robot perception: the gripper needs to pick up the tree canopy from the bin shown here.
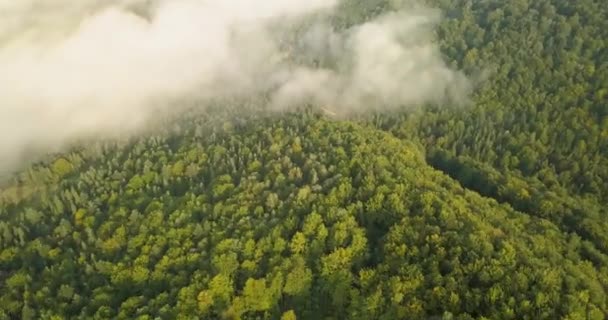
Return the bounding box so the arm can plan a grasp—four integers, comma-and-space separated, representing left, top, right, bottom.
1, 0, 608, 319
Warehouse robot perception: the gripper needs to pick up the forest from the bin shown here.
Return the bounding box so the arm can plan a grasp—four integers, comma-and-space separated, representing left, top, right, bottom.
1, 0, 607, 319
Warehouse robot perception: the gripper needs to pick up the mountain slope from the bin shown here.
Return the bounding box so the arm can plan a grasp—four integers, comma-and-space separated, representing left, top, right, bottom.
417, 0, 608, 200
368, 0, 608, 272
1, 115, 606, 319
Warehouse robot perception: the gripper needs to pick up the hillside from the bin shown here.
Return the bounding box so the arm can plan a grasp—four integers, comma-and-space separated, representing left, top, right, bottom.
370, 0, 608, 278
1, 116, 607, 319
390, 0, 608, 206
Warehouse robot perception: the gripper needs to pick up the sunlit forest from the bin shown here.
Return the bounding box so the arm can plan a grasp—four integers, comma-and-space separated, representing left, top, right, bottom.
1, 0, 607, 319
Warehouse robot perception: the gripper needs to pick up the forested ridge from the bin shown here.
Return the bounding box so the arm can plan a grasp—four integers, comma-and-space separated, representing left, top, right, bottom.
1, 0, 608, 319
413, 0, 608, 201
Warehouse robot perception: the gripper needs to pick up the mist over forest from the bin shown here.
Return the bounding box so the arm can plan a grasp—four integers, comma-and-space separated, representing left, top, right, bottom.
0, 0, 469, 175
1, 0, 607, 319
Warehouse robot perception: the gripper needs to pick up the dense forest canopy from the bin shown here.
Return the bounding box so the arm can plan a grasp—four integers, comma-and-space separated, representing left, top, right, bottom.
1, 0, 607, 319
